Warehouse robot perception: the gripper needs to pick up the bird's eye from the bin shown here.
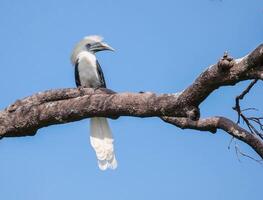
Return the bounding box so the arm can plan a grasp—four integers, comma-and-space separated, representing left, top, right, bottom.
86, 44, 91, 48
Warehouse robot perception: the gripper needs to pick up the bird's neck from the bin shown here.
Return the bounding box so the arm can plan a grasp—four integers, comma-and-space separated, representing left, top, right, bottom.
77, 51, 97, 66
77, 51, 96, 60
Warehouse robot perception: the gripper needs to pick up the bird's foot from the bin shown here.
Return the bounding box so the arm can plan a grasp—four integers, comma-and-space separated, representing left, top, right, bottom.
94, 87, 116, 94
77, 86, 87, 96
93, 86, 101, 91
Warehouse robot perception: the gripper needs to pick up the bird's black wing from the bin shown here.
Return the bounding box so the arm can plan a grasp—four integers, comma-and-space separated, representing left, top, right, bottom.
74, 59, 81, 87
96, 60, 107, 88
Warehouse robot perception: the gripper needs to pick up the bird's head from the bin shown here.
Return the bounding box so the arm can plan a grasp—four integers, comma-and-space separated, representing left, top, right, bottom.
71, 35, 114, 64
84, 35, 114, 53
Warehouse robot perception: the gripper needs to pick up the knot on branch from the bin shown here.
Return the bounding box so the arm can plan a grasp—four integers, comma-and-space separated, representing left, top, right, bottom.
186, 106, 200, 121
218, 51, 235, 71
6, 100, 22, 112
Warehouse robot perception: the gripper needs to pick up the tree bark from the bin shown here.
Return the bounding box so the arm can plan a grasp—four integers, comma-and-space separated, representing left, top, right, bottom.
0, 43, 263, 159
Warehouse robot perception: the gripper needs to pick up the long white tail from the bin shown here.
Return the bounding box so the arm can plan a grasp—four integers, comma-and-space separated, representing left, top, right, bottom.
90, 117, 117, 170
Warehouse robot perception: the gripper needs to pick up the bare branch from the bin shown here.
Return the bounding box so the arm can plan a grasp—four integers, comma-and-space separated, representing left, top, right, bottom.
232, 79, 263, 141
0, 43, 263, 161
179, 44, 263, 106
162, 116, 263, 159
233, 79, 258, 123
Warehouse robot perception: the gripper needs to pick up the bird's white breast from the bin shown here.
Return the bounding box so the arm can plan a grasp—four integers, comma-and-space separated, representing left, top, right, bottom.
77, 51, 100, 87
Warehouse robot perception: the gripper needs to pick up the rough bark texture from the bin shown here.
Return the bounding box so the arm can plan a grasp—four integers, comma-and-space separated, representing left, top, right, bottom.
0, 43, 263, 159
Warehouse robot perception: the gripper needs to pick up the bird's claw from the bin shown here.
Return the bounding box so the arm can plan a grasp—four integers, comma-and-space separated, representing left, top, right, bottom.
77, 86, 86, 96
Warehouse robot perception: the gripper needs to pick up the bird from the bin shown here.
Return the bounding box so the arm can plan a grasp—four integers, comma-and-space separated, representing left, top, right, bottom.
71, 35, 117, 170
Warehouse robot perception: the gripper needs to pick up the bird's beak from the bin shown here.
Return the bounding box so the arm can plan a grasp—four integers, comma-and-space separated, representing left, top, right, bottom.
89, 42, 115, 53
100, 42, 115, 51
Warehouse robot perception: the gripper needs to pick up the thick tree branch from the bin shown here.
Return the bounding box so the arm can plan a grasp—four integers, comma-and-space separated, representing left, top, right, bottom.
0, 88, 196, 137
0, 43, 263, 159
178, 44, 263, 106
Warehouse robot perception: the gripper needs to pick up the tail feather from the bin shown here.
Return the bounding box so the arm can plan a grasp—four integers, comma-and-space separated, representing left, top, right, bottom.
90, 117, 117, 170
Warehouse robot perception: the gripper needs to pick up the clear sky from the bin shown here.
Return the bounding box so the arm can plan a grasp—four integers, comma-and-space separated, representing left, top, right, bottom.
0, 0, 263, 199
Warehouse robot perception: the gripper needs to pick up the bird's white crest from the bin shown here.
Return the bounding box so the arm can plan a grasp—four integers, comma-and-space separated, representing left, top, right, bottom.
71, 35, 104, 65
84, 35, 104, 43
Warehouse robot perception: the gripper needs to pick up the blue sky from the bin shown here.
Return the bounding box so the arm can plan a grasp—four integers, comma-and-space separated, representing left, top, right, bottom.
0, 0, 263, 199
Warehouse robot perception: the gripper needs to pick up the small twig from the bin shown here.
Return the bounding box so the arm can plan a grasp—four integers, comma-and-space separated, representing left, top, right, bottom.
234, 142, 242, 163
240, 113, 255, 133
234, 142, 263, 165
241, 108, 258, 112
247, 117, 263, 130
228, 136, 235, 150
232, 79, 263, 140
233, 79, 258, 123
237, 79, 258, 99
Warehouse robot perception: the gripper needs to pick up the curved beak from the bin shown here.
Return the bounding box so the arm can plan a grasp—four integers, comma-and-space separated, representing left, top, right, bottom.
100, 42, 115, 51
90, 42, 115, 52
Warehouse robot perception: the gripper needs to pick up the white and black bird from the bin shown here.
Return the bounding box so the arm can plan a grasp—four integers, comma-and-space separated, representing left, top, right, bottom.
71, 35, 117, 170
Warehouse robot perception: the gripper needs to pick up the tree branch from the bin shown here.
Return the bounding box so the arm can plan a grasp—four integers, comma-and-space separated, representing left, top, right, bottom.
178, 44, 263, 106
162, 116, 263, 159
0, 43, 263, 160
